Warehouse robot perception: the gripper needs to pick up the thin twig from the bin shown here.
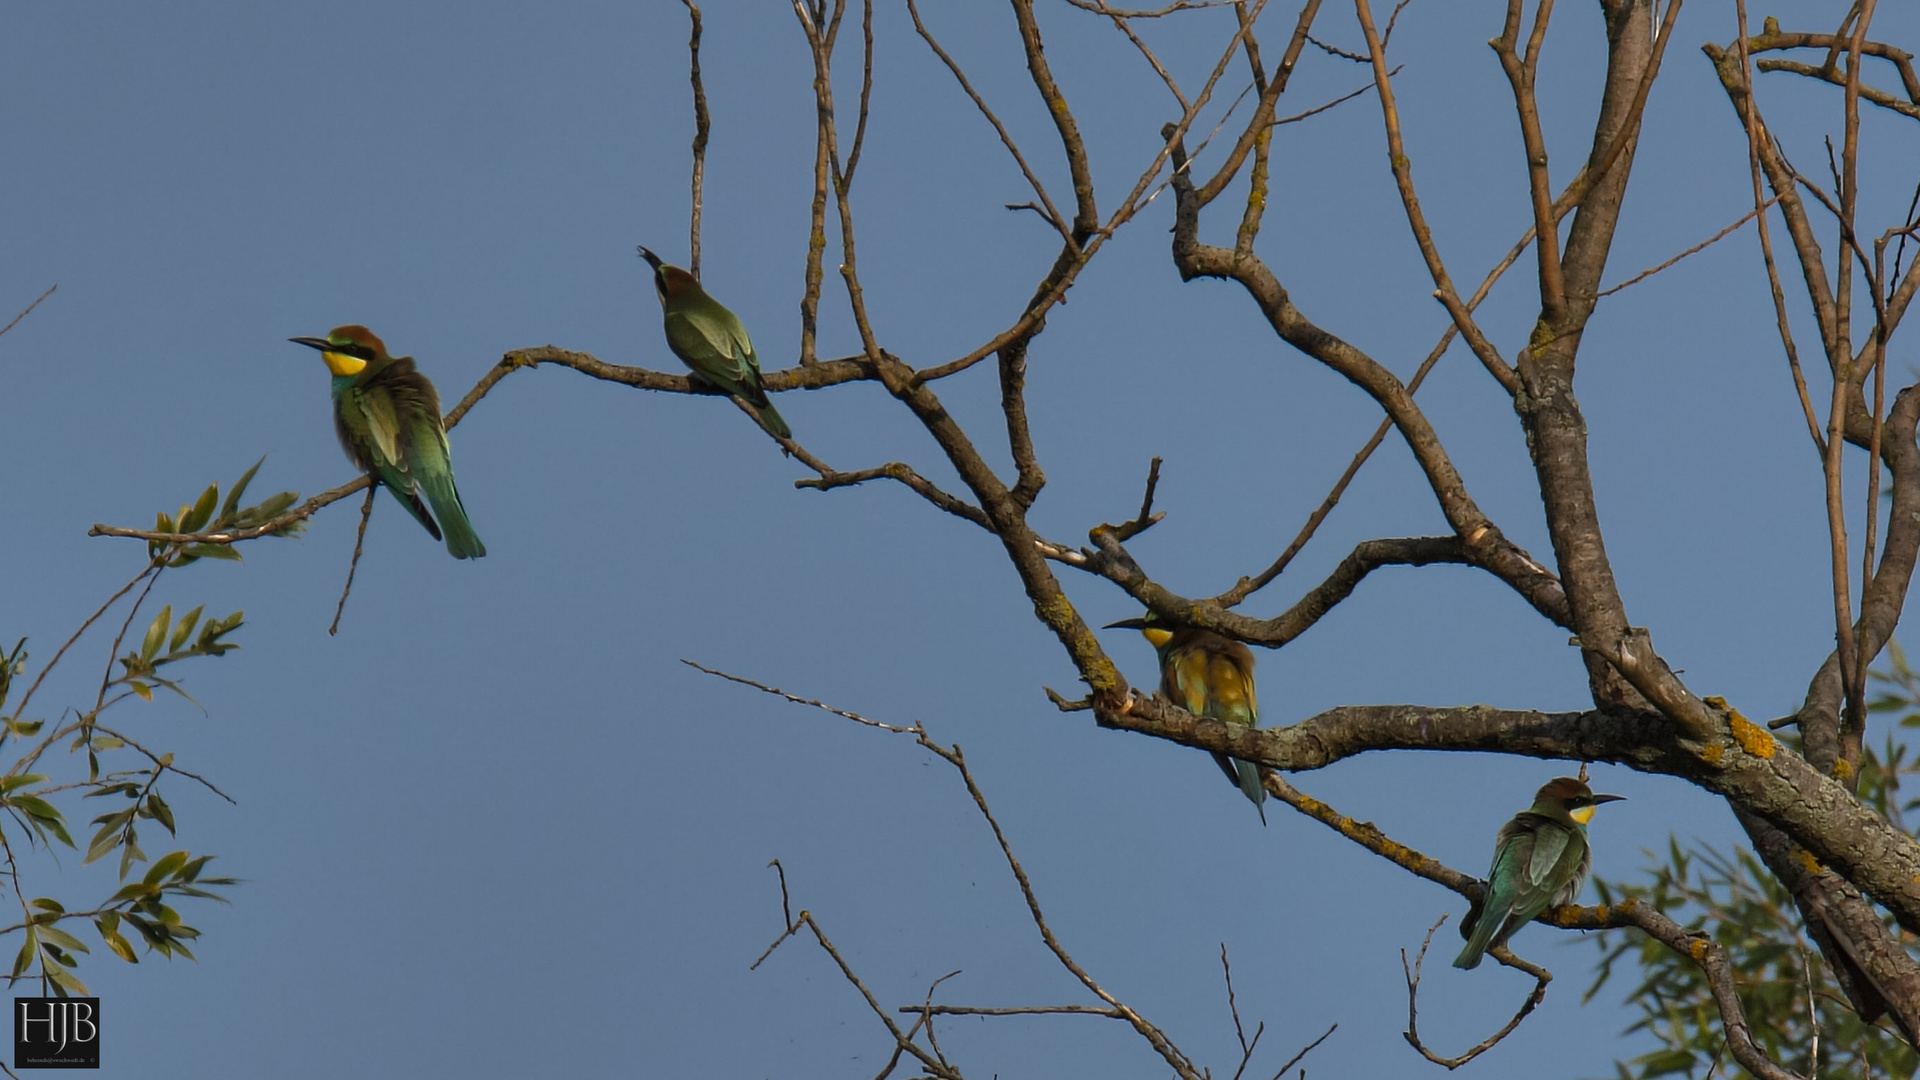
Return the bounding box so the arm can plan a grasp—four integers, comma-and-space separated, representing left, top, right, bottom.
1401, 913, 1552, 1068
1090, 0, 1190, 109
709, 664, 1201, 1079
794, 462, 994, 531
94, 569, 163, 713
1273, 78, 1375, 125
1267, 1022, 1337, 1080
0, 285, 55, 342
1091, 457, 1164, 545
1223, 944, 1266, 1080
898, 1003, 1126, 1017
1598, 194, 1783, 297
682, 660, 920, 734
1733, 1, 1828, 459
907, 0, 1077, 251
1060, 0, 1238, 14
1354, 0, 1516, 392
7, 565, 153, 725
327, 487, 377, 636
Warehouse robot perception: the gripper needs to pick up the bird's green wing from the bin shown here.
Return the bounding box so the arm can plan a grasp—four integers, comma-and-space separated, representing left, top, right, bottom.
1524, 821, 1574, 892
666, 307, 759, 390
1455, 821, 1537, 968
356, 385, 407, 475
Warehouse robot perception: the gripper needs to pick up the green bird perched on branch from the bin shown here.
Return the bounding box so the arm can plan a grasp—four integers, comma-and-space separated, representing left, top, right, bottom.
638, 246, 791, 440
1105, 614, 1267, 824
289, 325, 486, 560
1454, 776, 1624, 969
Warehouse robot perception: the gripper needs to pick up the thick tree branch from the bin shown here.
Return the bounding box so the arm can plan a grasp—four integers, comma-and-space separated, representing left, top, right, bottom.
1737, 807, 1920, 1044
1512, 0, 1711, 735
1099, 695, 1920, 942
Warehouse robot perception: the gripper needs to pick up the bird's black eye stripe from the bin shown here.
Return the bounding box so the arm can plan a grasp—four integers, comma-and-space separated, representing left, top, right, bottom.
340, 343, 376, 361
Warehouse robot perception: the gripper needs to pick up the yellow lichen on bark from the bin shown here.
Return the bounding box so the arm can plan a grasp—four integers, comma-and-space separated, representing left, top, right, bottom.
1703, 695, 1777, 759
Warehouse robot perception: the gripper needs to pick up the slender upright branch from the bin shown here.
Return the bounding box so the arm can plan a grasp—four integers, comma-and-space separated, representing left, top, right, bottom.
681, 0, 710, 280
1355, 0, 1518, 393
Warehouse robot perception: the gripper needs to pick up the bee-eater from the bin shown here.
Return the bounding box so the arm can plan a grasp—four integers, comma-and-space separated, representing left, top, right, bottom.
1105, 615, 1267, 824
1453, 776, 1624, 969
289, 325, 486, 560
637, 246, 791, 440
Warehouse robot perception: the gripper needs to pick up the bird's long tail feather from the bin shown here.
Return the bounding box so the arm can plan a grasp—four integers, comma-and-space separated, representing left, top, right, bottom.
1453, 902, 1502, 970
419, 471, 486, 560
752, 399, 791, 440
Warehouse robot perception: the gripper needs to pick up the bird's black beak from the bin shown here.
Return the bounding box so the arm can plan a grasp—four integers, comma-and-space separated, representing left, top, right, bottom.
636, 245, 663, 270
288, 336, 331, 352
1591, 793, 1627, 805
1103, 618, 1148, 630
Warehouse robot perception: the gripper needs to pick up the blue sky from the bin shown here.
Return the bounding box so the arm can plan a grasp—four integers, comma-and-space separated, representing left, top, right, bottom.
3, 1, 1916, 1076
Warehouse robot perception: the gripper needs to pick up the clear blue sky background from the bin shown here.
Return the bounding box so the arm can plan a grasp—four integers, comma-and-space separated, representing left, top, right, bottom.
3, 2, 1916, 1076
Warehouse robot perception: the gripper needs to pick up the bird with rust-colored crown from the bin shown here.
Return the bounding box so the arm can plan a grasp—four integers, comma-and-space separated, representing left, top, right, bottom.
1105, 612, 1268, 824
289, 325, 486, 560
638, 246, 791, 440
1454, 776, 1624, 969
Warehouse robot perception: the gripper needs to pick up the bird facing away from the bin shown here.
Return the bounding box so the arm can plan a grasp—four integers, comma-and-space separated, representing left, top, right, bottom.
289, 325, 486, 560
1105, 615, 1267, 824
637, 246, 791, 440
1453, 776, 1624, 969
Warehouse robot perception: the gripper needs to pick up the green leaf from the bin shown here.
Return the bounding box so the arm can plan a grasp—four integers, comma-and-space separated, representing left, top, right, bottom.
36, 925, 88, 955
11, 929, 34, 979
140, 606, 172, 662
221, 456, 266, 521
168, 606, 204, 653
1, 774, 47, 794
253, 491, 297, 519
6, 719, 42, 737
183, 543, 242, 562
100, 932, 135, 964
146, 794, 175, 836
84, 783, 137, 801
29, 898, 63, 915
46, 966, 87, 996
85, 816, 130, 865
143, 851, 187, 887
180, 484, 218, 534
105, 883, 152, 906
119, 825, 145, 880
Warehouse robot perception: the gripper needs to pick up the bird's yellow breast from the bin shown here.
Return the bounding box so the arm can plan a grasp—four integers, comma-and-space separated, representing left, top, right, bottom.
322, 351, 367, 377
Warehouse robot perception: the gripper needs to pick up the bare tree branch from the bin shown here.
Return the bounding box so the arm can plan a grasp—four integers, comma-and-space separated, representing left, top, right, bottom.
0, 285, 55, 342
681, 0, 710, 280
1401, 914, 1552, 1069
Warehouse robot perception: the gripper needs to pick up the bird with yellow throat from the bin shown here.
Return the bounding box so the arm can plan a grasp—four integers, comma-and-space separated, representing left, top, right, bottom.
289, 325, 486, 560
1105, 613, 1267, 823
